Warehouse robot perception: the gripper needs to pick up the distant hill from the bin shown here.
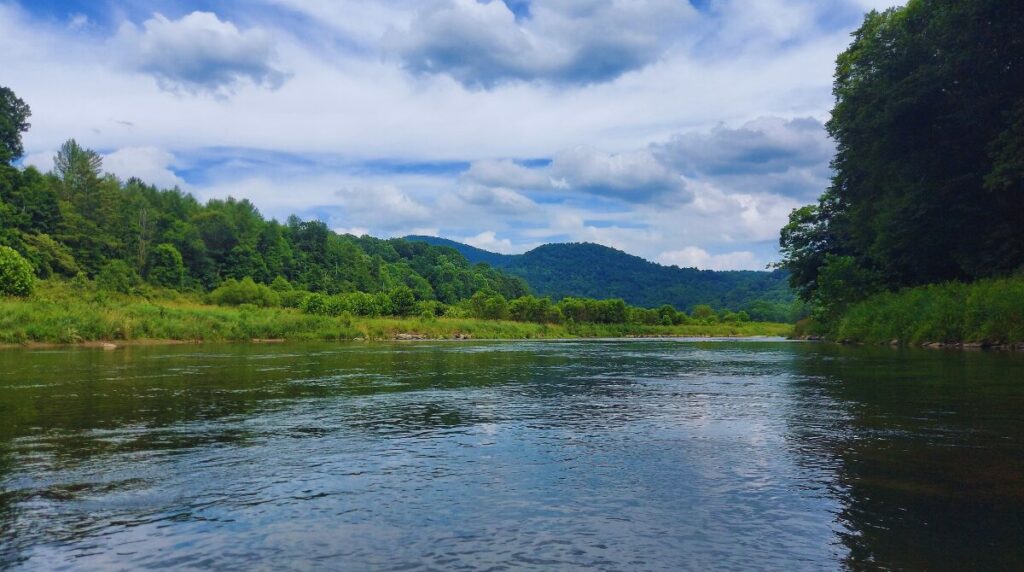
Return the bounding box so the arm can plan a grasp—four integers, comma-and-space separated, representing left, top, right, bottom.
405, 237, 795, 316
404, 235, 513, 267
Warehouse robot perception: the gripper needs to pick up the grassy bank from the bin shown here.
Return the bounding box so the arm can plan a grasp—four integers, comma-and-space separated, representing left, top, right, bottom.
0, 281, 791, 345
830, 277, 1024, 346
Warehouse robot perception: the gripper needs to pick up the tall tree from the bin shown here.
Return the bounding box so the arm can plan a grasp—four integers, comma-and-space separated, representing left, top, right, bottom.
53, 139, 102, 201
0, 86, 31, 164
780, 0, 1024, 304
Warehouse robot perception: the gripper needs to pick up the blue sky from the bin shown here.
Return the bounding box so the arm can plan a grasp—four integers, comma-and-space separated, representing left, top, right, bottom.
1, 0, 903, 269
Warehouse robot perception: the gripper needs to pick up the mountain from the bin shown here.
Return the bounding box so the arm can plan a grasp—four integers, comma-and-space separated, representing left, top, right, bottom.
404, 235, 513, 267
404, 237, 795, 316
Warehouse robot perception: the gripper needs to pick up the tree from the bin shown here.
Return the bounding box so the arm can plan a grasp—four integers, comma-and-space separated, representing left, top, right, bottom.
691, 305, 716, 322
0, 245, 35, 296
53, 139, 102, 200
779, 0, 1024, 316
147, 243, 186, 288
388, 285, 417, 316
96, 260, 141, 294
810, 255, 883, 323
469, 289, 509, 320
0, 86, 31, 164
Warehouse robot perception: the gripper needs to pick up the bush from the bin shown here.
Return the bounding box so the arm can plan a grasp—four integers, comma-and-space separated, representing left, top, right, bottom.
389, 286, 417, 316
691, 305, 716, 322
279, 289, 309, 308
96, 260, 142, 294
147, 243, 185, 288
0, 245, 35, 296
469, 289, 509, 320
209, 277, 279, 307
270, 276, 292, 292
834, 278, 1024, 344
301, 292, 329, 315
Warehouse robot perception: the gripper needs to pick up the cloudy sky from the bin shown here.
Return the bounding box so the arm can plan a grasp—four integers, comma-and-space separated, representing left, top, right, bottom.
2, 0, 903, 270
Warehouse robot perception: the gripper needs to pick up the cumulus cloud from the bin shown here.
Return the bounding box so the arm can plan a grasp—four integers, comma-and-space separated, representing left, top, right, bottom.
463, 159, 552, 190
464, 147, 689, 203
456, 184, 537, 214
334, 185, 432, 227
657, 247, 759, 271
654, 116, 833, 197
387, 0, 696, 87
113, 11, 288, 96
103, 147, 186, 189
549, 146, 688, 201
20, 150, 56, 173
463, 230, 516, 254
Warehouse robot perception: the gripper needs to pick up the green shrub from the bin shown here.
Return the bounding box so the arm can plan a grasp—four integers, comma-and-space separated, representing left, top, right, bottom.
279, 289, 309, 308
0, 245, 35, 296
389, 286, 417, 316
690, 305, 716, 322
300, 292, 329, 315
96, 260, 142, 294
147, 243, 185, 288
208, 277, 279, 307
835, 278, 1024, 344
270, 276, 292, 292
469, 289, 509, 320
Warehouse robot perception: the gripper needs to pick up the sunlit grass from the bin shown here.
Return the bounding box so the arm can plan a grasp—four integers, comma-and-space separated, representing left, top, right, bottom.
834, 277, 1024, 345
0, 280, 791, 345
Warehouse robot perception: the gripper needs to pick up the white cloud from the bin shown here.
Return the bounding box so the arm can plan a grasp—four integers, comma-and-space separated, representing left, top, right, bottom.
0, 0, 909, 271
103, 146, 186, 189
334, 226, 371, 237
657, 247, 760, 271
334, 185, 432, 227
20, 150, 55, 173
68, 13, 89, 30
463, 159, 551, 190
455, 185, 537, 215
113, 11, 288, 96
463, 146, 690, 202
463, 231, 515, 254
550, 146, 689, 202
387, 0, 697, 87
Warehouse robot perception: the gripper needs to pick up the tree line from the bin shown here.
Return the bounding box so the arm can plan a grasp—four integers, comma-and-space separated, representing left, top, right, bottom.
0, 87, 531, 305
777, 0, 1024, 326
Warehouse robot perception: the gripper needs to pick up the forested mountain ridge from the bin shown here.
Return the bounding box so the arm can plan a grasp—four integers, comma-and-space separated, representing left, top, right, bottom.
0, 135, 529, 304
405, 236, 796, 318
0, 84, 793, 321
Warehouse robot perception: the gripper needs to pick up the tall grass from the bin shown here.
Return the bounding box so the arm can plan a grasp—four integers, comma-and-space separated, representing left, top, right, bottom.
834, 278, 1024, 345
0, 280, 791, 344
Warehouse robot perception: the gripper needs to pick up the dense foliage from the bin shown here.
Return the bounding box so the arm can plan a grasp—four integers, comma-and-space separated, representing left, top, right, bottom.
406, 236, 798, 320
0, 92, 530, 307
300, 287, 752, 328
0, 245, 34, 297
0, 279, 791, 345
779, 0, 1024, 325
834, 278, 1024, 345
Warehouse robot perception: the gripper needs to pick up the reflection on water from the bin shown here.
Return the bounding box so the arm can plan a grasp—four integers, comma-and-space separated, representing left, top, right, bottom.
1, 340, 1022, 570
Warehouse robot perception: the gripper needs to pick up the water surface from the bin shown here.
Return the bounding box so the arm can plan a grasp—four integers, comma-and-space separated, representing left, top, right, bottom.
1, 340, 1022, 570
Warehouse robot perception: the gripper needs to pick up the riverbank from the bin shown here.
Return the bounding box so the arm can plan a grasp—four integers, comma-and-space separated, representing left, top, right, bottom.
800, 277, 1024, 348
0, 285, 791, 346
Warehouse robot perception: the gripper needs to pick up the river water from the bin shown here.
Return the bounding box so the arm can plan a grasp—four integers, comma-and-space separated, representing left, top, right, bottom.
1, 339, 1022, 570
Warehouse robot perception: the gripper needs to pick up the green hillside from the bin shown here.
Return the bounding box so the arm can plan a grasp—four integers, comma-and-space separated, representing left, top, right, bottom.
406, 237, 797, 319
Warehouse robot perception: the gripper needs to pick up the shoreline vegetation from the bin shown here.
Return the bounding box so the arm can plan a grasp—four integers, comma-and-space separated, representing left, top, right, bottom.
776, 2, 1024, 350
0, 279, 792, 348
795, 278, 1024, 350
0, 88, 800, 351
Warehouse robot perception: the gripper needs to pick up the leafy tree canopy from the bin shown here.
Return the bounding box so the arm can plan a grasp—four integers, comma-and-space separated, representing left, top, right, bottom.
779, 0, 1024, 319
0, 86, 30, 164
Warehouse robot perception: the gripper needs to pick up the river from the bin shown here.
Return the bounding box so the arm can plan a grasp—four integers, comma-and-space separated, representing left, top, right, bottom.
1, 339, 1022, 570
